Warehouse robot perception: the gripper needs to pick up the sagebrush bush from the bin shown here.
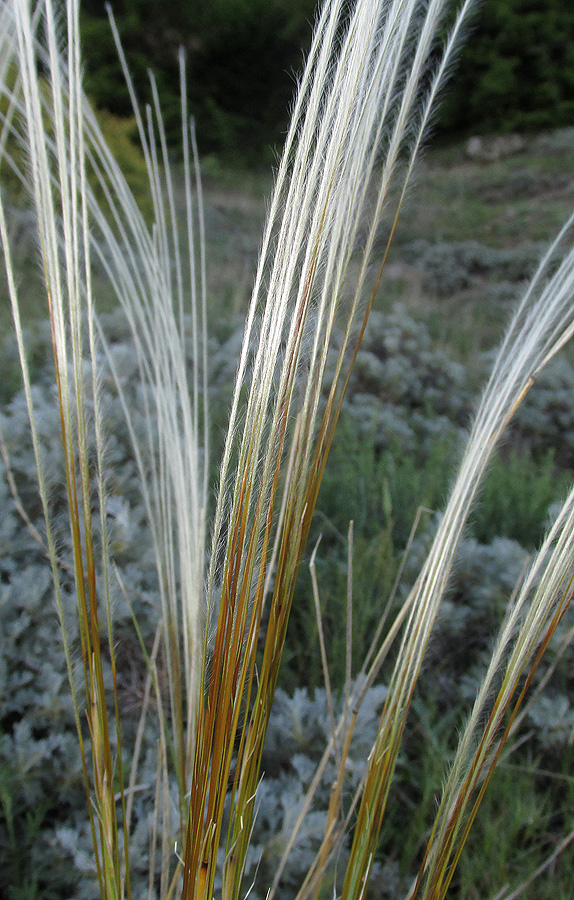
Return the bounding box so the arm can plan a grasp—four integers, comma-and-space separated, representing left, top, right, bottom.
402, 240, 544, 297
3, 265, 574, 899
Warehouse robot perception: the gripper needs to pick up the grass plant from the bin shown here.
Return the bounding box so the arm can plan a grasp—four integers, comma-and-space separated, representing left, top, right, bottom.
2, 0, 574, 899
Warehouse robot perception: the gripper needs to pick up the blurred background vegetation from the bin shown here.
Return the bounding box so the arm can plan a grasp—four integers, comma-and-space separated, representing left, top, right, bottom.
80, 0, 574, 166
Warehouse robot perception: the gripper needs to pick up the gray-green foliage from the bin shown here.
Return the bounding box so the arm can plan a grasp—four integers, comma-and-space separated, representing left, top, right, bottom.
235, 684, 389, 899
402, 239, 544, 297
340, 306, 470, 454
3, 293, 574, 896
514, 357, 574, 461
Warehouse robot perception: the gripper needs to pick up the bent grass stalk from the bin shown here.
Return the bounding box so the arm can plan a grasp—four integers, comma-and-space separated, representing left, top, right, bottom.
2, 0, 574, 899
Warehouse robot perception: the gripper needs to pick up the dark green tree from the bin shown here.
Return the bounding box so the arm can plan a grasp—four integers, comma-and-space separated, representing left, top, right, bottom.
80, 0, 317, 162
80, 0, 574, 161
439, 0, 574, 134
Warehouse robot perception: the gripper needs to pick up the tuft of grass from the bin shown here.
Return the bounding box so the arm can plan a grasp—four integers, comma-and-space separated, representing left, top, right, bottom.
2, 1, 574, 900
471, 447, 571, 550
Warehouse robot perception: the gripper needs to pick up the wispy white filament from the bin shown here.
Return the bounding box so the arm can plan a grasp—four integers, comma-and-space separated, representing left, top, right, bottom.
0, 0, 209, 806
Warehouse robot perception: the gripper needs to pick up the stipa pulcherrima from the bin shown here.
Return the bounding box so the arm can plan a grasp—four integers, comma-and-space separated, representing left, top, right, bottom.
1, 0, 574, 898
